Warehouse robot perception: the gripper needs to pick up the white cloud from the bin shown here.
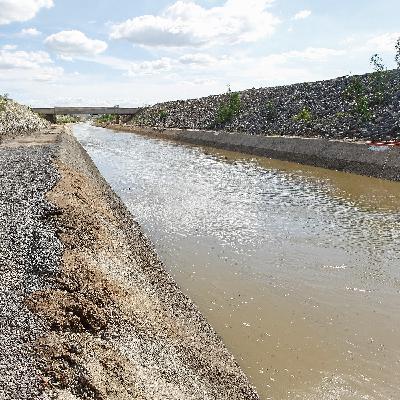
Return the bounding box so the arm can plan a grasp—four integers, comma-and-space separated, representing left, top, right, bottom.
184, 78, 218, 86
127, 57, 174, 76
0, 0, 53, 25
100, 46, 345, 85
110, 0, 280, 48
207, 46, 347, 90
77, 52, 217, 78
0, 49, 52, 69
86, 51, 230, 78
293, 10, 312, 20
59, 54, 74, 62
340, 32, 400, 65
78, 44, 345, 84
32, 66, 64, 81
20, 27, 41, 36
79, 54, 175, 77
0, 48, 62, 81
2, 44, 17, 50
0, 43, 355, 108
365, 32, 400, 53
281, 47, 345, 62
45, 30, 108, 57
179, 53, 217, 65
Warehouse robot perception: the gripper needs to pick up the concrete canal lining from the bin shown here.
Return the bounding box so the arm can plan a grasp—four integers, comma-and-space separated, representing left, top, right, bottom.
0, 126, 259, 399
104, 124, 400, 182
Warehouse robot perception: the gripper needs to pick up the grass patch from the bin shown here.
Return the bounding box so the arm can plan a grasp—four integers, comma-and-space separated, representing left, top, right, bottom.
293, 107, 312, 123
96, 114, 117, 123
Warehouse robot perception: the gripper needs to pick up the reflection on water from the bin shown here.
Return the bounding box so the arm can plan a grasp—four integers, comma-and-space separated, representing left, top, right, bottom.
74, 124, 400, 400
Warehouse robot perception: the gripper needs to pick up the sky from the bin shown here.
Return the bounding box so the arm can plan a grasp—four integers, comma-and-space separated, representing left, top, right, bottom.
0, 0, 399, 107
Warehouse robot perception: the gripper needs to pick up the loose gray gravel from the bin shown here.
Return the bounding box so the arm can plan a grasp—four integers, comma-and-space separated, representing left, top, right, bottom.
0, 142, 61, 400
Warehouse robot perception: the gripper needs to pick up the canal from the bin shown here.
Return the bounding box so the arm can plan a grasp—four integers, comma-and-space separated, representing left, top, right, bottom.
74, 124, 400, 400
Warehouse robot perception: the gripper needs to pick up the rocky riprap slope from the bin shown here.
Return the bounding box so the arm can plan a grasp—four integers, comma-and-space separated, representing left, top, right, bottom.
131, 70, 400, 141
0, 97, 49, 136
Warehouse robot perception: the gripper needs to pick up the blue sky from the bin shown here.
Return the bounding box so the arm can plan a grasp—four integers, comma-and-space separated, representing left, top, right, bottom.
0, 0, 399, 106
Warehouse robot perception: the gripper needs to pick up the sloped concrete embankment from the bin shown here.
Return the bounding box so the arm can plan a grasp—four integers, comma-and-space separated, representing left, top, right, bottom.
103, 124, 400, 182
0, 126, 259, 399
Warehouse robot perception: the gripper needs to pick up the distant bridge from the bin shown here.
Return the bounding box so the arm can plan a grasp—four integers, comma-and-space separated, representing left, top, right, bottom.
31, 107, 141, 123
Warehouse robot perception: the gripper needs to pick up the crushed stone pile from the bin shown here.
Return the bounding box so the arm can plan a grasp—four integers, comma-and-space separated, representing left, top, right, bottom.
0, 97, 49, 136
130, 70, 400, 141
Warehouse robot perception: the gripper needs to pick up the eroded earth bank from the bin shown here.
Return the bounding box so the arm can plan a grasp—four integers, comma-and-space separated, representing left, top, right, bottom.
0, 126, 259, 400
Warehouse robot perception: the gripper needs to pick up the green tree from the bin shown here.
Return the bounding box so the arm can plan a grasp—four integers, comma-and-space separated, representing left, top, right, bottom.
159, 109, 168, 124
344, 76, 371, 122
369, 53, 388, 105
217, 91, 241, 124
395, 37, 400, 68
370, 54, 385, 72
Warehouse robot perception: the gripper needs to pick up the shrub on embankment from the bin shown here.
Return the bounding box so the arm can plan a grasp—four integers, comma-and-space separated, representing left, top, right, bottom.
95, 113, 118, 124
0, 95, 49, 136
130, 70, 400, 141
56, 114, 81, 124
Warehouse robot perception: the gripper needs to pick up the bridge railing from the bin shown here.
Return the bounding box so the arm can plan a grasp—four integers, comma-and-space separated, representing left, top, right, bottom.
31, 107, 140, 115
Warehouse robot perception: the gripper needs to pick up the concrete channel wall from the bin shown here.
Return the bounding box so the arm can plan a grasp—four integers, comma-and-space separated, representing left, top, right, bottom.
0, 126, 259, 400
105, 125, 400, 182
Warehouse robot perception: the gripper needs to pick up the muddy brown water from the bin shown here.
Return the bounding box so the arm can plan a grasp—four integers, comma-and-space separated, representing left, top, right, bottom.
74, 124, 400, 400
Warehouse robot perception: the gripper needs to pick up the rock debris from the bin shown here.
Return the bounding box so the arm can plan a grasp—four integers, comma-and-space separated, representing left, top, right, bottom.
131, 70, 400, 141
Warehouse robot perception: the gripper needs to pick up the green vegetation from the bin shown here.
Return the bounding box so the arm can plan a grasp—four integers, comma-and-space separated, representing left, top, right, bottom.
217, 91, 241, 124
344, 75, 371, 122
0, 94, 9, 112
370, 54, 385, 72
96, 114, 117, 123
56, 115, 81, 124
369, 54, 390, 106
344, 37, 400, 123
265, 100, 277, 121
354, 94, 371, 122
158, 109, 168, 124
293, 107, 312, 123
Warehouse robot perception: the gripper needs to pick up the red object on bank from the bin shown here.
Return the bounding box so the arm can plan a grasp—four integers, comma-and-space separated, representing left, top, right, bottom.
366, 140, 400, 146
